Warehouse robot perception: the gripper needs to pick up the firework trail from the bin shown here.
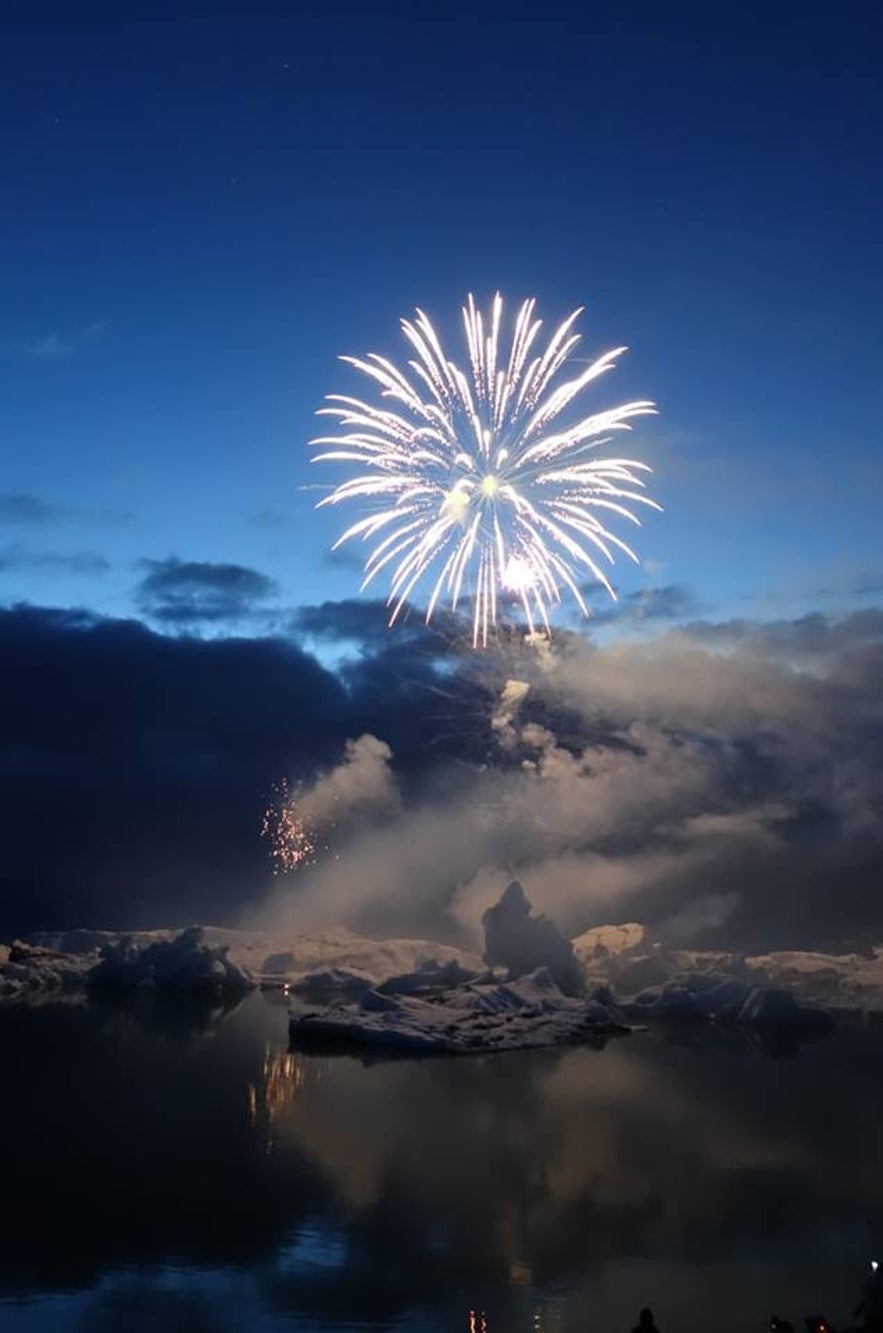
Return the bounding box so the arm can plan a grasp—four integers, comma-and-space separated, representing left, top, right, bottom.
313, 294, 660, 646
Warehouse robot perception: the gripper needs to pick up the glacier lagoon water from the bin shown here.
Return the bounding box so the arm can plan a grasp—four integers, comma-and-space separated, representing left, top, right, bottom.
2, 992, 883, 1332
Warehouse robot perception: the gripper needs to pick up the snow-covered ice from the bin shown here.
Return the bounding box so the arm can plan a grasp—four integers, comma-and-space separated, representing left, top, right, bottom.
744, 948, 883, 1012
1, 924, 483, 1000
0, 938, 94, 998
286, 962, 834, 1057
289, 967, 629, 1055
3, 896, 881, 1054
252, 929, 482, 991
88, 926, 252, 993
573, 922, 646, 961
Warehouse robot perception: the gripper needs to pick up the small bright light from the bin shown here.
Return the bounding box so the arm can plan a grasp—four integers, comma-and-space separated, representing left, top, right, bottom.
441, 487, 470, 522
503, 555, 535, 593
480, 475, 499, 497
872, 1260, 879, 1272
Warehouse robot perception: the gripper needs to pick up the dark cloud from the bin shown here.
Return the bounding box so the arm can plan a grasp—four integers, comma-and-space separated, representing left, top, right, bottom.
135, 557, 278, 625
572, 582, 699, 630
0, 494, 57, 524
293, 598, 394, 644
748, 571, 883, 605
0, 546, 111, 575
320, 543, 370, 573
0, 492, 131, 528
292, 597, 465, 648
579, 579, 614, 598
0, 604, 349, 936
625, 582, 699, 619
842, 576, 883, 598
2, 598, 882, 952
588, 583, 700, 627
250, 507, 295, 528
680, 607, 883, 659
0, 598, 485, 938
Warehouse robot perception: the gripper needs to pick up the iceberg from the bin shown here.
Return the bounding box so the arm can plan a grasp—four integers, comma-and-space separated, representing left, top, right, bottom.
289, 967, 629, 1055
481, 880, 586, 996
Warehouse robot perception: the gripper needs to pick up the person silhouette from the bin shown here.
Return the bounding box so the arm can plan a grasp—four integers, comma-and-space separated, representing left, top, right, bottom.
631, 1309, 661, 1333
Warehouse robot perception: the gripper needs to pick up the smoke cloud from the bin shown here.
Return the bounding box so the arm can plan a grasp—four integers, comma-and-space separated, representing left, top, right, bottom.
260, 606, 883, 953
296, 734, 400, 829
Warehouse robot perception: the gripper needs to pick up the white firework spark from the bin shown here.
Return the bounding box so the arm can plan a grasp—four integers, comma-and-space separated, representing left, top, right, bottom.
312, 294, 660, 646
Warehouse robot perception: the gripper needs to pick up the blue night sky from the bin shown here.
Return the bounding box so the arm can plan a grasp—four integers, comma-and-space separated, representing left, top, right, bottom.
2, 1, 881, 634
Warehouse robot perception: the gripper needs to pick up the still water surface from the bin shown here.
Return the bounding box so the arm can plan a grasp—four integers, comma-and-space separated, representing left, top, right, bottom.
2, 993, 883, 1332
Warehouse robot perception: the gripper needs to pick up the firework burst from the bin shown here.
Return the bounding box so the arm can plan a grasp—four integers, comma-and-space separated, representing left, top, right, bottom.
260, 780, 319, 874
313, 294, 660, 646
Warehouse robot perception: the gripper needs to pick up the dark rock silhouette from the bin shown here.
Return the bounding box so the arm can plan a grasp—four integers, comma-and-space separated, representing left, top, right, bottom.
631, 1309, 661, 1333
481, 881, 585, 996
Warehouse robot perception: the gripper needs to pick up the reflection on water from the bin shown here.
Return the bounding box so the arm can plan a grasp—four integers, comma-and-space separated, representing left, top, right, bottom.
2, 994, 883, 1331
249, 1049, 308, 1154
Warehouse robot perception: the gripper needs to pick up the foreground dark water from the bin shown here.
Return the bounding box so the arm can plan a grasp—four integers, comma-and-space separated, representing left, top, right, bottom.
3, 994, 883, 1332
